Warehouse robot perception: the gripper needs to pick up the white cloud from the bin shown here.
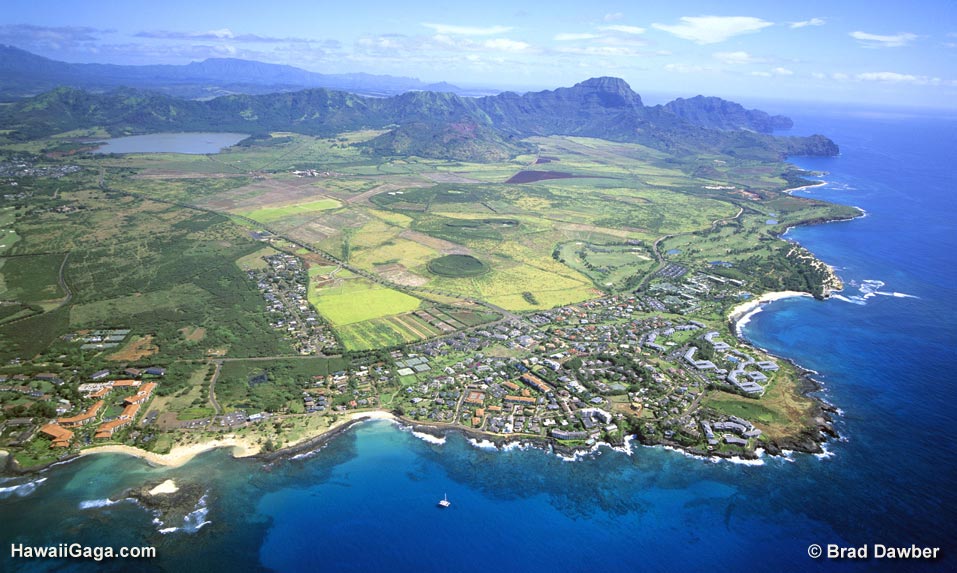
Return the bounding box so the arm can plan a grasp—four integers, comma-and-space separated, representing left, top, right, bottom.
790, 18, 825, 29
599, 25, 646, 35
712, 51, 764, 64
850, 31, 917, 48
856, 71, 940, 85
652, 16, 772, 44
772, 67, 794, 75
421, 23, 512, 36
603, 13, 624, 22
831, 72, 849, 81
811, 72, 827, 80
554, 33, 598, 41
663, 62, 712, 73
751, 71, 772, 77
556, 45, 644, 56
483, 38, 530, 52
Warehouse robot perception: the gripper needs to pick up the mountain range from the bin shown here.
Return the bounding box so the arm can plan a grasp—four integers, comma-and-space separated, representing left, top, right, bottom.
0, 44, 475, 99
0, 46, 837, 163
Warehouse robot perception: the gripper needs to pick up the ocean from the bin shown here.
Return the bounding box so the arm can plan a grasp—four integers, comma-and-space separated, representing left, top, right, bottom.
1, 109, 954, 572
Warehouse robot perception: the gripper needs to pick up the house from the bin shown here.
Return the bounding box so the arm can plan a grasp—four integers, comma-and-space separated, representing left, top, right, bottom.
40, 423, 74, 448
57, 400, 104, 427
504, 395, 536, 406
123, 382, 156, 405
94, 419, 128, 439
143, 367, 166, 377
90, 370, 110, 381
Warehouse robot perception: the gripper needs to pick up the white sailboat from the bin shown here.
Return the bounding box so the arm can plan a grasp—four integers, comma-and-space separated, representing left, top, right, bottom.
438, 493, 451, 508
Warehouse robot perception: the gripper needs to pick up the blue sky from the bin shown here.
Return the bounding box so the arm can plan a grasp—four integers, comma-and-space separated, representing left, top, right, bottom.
2, 0, 955, 108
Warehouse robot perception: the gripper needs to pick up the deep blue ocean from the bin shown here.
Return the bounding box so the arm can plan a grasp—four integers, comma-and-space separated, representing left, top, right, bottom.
1, 110, 954, 572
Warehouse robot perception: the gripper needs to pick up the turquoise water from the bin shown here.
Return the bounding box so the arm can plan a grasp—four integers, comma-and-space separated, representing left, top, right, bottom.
2, 110, 954, 572
93, 132, 249, 154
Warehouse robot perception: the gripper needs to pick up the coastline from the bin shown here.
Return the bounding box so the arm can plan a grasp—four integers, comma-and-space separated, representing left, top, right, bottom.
783, 179, 828, 195
727, 291, 813, 335
77, 410, 396, 469
726, 291, 839, 455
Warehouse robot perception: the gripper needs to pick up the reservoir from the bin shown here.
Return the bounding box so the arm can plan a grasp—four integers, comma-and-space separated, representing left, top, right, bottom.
93, 132, 249, 154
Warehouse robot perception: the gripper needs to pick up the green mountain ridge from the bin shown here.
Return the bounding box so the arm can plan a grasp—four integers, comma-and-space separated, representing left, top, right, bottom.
0, 78, 838, 162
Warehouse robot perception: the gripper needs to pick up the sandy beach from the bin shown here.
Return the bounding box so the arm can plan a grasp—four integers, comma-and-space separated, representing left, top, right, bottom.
148, 479, 179, 495
784, 180, 828, 194
727, 291, 813, 334
78, 410, 397, 469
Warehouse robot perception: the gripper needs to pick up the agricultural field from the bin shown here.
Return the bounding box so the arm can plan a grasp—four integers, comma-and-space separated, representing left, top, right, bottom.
0, 125, 851, 354
308, 275, 422, 325
234, 197, 342, 223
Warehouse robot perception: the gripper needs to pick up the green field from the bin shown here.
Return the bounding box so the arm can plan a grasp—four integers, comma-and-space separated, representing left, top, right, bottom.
310, 277, 421, 325
236, 198, 342, 223
0, 253, 66, 303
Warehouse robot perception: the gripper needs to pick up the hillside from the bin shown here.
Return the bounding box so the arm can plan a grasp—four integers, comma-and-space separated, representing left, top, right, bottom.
0, 78, 838, 162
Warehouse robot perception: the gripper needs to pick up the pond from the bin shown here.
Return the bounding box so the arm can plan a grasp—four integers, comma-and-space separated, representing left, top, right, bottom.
93, 132, 249, 154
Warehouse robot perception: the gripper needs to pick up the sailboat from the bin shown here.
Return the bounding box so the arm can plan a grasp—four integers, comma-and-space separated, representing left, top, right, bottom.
438, 493, 451, 508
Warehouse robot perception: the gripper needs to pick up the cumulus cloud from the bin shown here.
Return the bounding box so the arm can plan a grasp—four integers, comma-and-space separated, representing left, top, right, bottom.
421, 23, 512, 36
652, 16, 772, 44
850, 31, 917, 48
599, 25, 646, 35
790, 18, 825, 28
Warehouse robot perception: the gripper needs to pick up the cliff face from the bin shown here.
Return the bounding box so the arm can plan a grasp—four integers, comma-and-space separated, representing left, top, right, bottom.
660, 95, 793, 133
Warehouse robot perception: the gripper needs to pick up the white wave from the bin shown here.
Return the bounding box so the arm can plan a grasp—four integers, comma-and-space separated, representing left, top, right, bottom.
499, 441, 529, 452
290, 448, 322, 461
467, 438, 499, 451
556, 442, 601, 462
814, 444, 836, 460
181, 494, 211, 533
831, 294, 866, 305
79, 498, 123, 510
660, 445, 719, 463
725, 448, 766, 466
834, 279, 918, 306
874, 291, 919, 299
734, 307, 764, 336
0, 477, 46, 498
411, 431, 446, 445
156, 494, 211, 535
